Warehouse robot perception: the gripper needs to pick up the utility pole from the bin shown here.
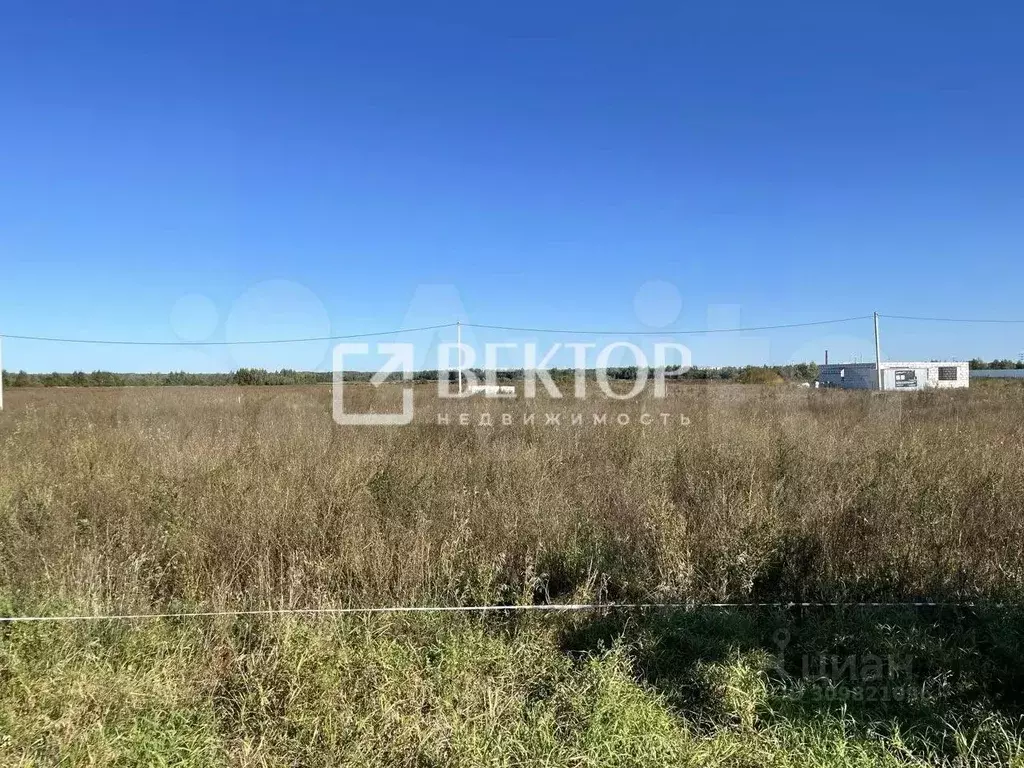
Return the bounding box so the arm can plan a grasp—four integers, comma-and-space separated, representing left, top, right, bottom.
0, 337, 4, 411
456, 320, 463, 395
874, 312, 883, 391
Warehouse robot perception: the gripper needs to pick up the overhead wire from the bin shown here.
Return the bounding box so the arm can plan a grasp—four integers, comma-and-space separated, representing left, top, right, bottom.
460, 315, 874, 335
0, 323, 454, 346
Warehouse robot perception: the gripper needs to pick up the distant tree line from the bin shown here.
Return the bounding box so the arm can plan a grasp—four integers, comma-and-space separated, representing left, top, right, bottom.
970, 359, 1024, 370
0, 369, 340, 387
0, 363, 820, 387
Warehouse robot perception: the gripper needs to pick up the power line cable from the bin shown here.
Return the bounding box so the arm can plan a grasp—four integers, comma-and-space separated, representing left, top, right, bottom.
463, 316, 873, 335
880, 314, 1024, 324
0, 323, 454, 346
13, 313, 1019, 346
0, 315, 874, 346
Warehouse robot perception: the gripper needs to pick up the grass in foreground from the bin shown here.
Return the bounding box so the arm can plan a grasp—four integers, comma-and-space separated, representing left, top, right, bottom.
2, 609, 1024, 766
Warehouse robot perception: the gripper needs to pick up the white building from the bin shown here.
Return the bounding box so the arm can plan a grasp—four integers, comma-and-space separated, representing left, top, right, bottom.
467, 384, 516, 397
818, 361, 969, 391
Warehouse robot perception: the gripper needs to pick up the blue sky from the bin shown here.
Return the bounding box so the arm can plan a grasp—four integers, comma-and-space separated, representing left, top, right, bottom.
1, 1, 1022, 372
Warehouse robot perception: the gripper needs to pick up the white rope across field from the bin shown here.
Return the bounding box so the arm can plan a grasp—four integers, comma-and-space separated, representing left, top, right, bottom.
0, 601, 996, 624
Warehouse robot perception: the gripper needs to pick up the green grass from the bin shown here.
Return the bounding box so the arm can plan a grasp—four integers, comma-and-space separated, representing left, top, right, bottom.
2, 610, 1024, 766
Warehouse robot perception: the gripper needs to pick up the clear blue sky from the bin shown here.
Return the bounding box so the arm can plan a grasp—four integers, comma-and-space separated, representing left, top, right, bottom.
1, 1, 1022, 372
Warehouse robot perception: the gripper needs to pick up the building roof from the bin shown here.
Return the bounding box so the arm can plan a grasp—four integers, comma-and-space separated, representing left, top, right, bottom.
820, 361, 969, 373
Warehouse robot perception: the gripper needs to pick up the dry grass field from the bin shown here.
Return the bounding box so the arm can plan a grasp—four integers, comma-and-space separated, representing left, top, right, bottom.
3, 382, 1024, 766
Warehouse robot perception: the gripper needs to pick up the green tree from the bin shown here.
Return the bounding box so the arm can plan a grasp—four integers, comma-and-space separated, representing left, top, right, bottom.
234, 368, 268, 386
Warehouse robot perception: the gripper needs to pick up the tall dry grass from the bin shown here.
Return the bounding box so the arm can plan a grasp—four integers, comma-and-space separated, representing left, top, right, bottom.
6, 383, 1024, 766
2, 382, 1024, 614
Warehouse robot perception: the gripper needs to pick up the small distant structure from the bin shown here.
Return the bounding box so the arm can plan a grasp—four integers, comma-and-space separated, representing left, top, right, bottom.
468, 384, 516, 397
818, 361, 969, 391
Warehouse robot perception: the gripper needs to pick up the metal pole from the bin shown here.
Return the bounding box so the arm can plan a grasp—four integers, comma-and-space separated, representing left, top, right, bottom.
456, 320, 463, 395
0, 336, 4, 411
874, 312, 883, 391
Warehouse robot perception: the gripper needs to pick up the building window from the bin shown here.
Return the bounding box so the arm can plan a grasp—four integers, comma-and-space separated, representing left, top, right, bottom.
938, 366, 958, 381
